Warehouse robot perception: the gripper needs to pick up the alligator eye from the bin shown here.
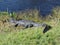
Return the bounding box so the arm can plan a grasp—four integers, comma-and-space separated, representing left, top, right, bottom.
43, 25, 52, 33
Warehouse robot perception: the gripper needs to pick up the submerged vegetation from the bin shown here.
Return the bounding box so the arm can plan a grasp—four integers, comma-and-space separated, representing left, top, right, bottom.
0, 7, 60, 45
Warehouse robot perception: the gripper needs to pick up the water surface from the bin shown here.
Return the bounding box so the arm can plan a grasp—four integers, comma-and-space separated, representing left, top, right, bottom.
0, 0, 60, 15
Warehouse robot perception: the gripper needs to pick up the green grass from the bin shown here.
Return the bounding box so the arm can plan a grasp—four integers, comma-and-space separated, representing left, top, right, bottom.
0, 7, 60, 45
0, 18, 60, 45
0, 27, 43, 45
0, 22, 60, 45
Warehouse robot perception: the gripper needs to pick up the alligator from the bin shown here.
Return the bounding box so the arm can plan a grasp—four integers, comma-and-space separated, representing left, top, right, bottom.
9, 18, 52, 33
9, 18, 45, 27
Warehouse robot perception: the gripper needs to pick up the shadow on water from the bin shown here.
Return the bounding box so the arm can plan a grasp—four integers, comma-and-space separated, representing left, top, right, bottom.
0, 0, 60, 15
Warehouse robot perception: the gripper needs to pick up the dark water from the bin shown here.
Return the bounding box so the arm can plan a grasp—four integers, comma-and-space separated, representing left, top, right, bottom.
0, 0, 60, 15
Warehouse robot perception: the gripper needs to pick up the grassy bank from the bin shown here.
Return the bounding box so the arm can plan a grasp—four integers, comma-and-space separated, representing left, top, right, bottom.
0, 20, 60, 45
0, 7, 60, 45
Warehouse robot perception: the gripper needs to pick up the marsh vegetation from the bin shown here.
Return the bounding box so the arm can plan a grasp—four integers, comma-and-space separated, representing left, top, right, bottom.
0, 7, 60, 45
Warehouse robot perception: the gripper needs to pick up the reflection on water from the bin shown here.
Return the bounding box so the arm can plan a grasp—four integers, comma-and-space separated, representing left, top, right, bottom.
0, 0, 60, 15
